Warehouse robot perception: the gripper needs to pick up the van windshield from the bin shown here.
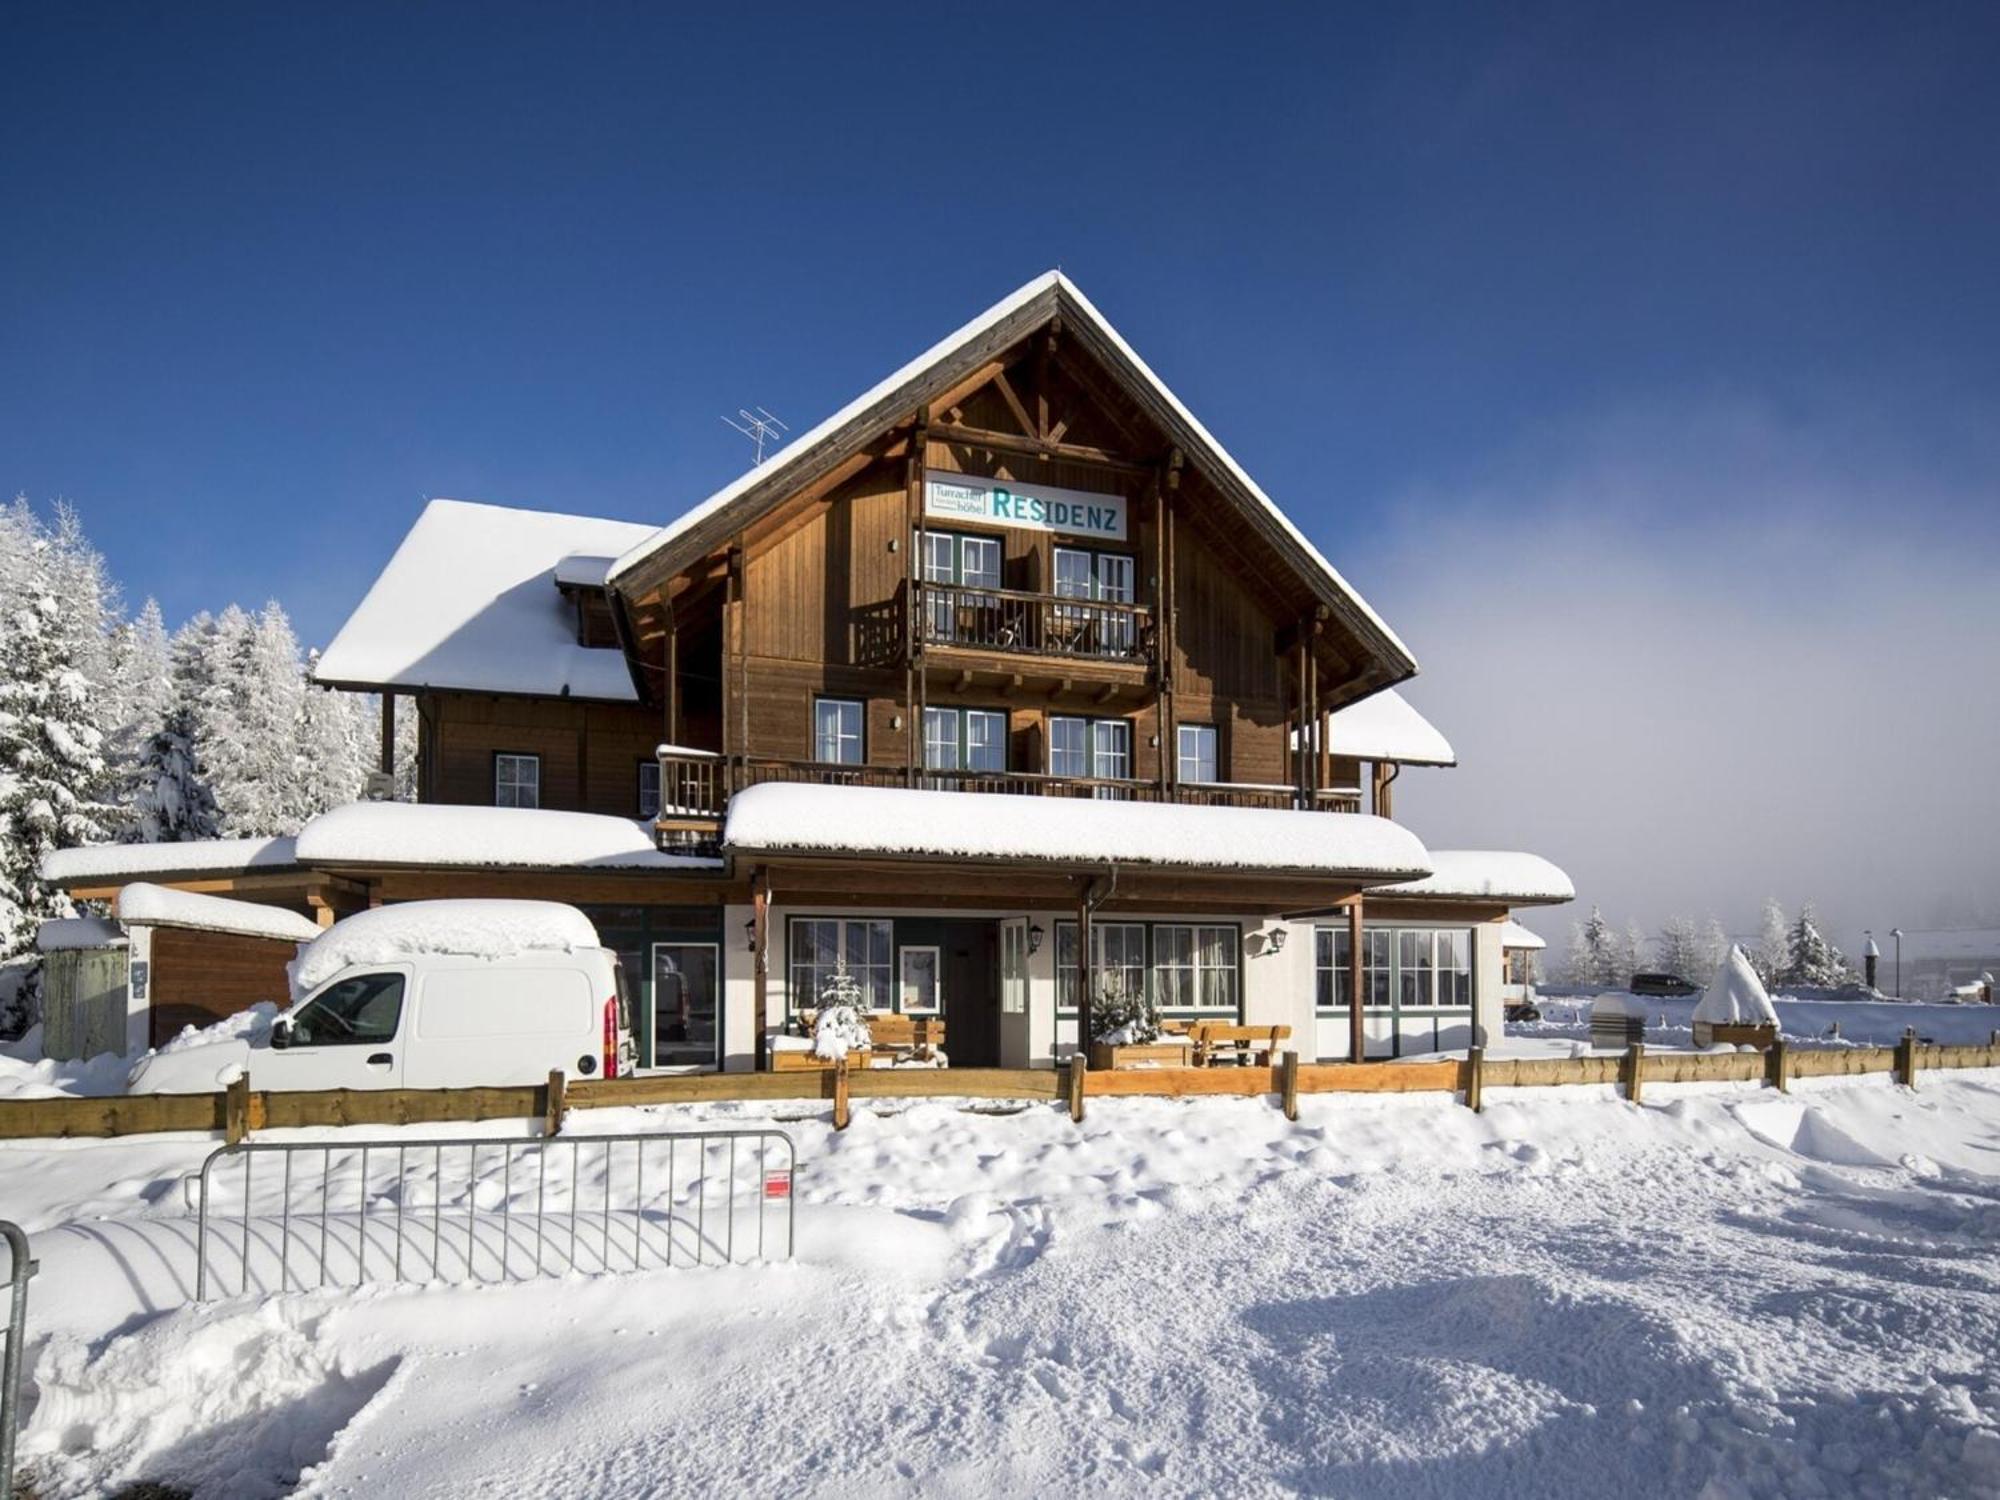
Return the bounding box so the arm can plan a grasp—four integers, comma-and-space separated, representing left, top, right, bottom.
291, 972, 405, 1047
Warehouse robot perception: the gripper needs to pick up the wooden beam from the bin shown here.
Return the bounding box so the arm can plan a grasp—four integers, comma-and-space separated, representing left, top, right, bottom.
1076, 879, 1094, 1055
992, 369, 1039, 440
379, 692, 395, 777
932, 424, 1152, 474
752, 868, 771, 1072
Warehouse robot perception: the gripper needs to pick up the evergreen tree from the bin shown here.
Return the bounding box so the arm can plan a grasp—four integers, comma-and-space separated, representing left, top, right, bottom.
1619, 922, 1647, 985
1779, 902, 1850, 989
391, 694, 419, 800
1752, 898, 1788, 986
105, 598, 173, 771
0, 575, 115, 956
126, 704, 222, 843
1564, 906, 1622, 986
1654, 915, 1709, 982
294, 656, 367, 821
1699, 918, 1732, 987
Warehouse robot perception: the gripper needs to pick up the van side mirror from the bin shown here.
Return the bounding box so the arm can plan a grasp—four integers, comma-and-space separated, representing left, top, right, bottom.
270, 1020, 291, 1050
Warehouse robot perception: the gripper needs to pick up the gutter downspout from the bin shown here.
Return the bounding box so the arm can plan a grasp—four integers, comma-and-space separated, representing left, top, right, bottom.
1077, 864, 1119, 1055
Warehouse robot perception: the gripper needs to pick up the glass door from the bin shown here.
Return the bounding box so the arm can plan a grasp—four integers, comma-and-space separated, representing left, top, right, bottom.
651, 942, 720, 1069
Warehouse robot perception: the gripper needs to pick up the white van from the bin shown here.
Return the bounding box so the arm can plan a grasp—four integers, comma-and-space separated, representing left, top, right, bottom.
127, 900, 637, 1094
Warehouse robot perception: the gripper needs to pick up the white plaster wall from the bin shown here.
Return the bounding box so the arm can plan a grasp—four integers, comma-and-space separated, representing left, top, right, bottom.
1473, 919, 1505, 1048
721, 901, 757, 1072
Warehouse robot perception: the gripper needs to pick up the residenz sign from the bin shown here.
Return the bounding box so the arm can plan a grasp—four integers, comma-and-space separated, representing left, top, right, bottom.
923, 472, 1128, 542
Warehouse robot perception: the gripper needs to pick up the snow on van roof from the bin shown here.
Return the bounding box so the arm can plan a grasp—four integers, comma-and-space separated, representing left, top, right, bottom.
1374, 850, 1575, 905
722, 782, 1432, 877
294, 802, 722, 872
1323, 687, 1456, 767
40, 835, 299, 887
115, 883, 322, 945
290, 900, 601, 994
314, 499, 658, 700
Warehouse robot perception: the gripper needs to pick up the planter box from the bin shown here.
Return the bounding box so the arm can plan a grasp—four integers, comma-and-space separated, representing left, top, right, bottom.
1088, 1042, 1195, 1071
1694, 1021, 1778, 1050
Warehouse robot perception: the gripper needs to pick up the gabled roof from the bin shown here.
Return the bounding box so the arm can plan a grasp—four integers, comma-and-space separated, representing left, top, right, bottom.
609, 271, 1415, 688
722, 782, 1432, 879
1325, 687, 1456, 767
315, 499, 657, 701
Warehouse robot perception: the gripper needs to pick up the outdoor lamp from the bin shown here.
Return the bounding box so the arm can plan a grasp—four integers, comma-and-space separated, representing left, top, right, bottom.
1027, 922, 1045, 955
1267, 926, 1289, 954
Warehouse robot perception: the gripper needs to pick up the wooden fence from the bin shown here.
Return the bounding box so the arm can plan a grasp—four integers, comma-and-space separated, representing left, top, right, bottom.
0, 1032, 1993, 1143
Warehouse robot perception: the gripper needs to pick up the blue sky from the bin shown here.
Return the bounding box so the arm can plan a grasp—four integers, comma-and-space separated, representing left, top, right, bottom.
5, 2, 1997, 940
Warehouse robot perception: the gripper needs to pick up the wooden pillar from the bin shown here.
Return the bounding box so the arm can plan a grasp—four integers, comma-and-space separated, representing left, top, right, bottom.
379, 692, 395, 777
1464, 1044, 1485, 1112
1280, 1050, 1300, 1121
905, 413, 925, 785
544, 1069, 566, 1135
665, 613, 680, 746
1153, 474, 1171, 791
1344, 900, 1360, 1064
751, 868, 771, 1072
1625, 1040, 1647, 1105
1294, 634, 1310, 805
732, 543, 749, 785
1076, 882, 1095, 1056
1307, 660, 1320, 802
1162, 464, 1179, 786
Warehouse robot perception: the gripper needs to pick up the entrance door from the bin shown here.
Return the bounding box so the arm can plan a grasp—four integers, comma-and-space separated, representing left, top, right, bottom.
940, 921, 1000, 1067
651, 943, 720, 1069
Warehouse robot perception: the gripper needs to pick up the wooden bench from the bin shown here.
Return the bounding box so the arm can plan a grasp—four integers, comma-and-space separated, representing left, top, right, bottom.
1187, 1023, 1291, 1067
774, 1012, 947, 1068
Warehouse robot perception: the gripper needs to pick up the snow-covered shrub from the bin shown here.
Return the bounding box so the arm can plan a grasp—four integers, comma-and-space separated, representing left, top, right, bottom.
812, 965, 874, 1061
0, 956, 40, 1039
1091, 971, 1160, 1046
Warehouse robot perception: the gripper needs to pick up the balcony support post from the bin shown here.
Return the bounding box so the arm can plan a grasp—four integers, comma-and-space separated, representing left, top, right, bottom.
1348, 893, 1366, 1063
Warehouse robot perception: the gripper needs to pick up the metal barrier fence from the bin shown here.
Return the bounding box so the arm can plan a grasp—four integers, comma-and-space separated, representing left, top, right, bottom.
1, 1222, 34, 1500
194, 1128, 795, 1302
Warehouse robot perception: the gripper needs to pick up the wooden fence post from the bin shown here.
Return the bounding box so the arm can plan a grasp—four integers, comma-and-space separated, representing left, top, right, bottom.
1464, 1045, 1484, 1113
833, 1056, 851, 1130
1066, 1051, 1087, 1124
1766, 1038, 1789, 1094
1624, 1041, 1646, 1106
224, 1073, 250, 1145
1896, 1027, 1918, 1089
1280, 1050, 1300, 1122
544, 1069, 566, 1136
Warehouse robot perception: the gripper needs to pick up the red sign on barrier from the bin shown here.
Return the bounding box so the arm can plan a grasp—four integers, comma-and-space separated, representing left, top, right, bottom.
763, 1169, 792, 1200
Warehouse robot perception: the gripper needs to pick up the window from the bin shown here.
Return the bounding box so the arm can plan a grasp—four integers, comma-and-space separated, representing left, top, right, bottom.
1001, 922, 1027, 1015
290, 972, 405, 1047
1315, 927, 1469, 1011
494, 753, 540, 809
923, 530, 1003, 641
1177, 724, 1218, 785
1154, 925, 1239, 1013
900, 946, 940, 1014
813, 698, 864, 765
1053, 547, 1137, 656
1056, 921, 1147, 1014
638, 760, 661, 819
923, 707, 1008, 773
1049, 716, 1132, 787
788, 918, 893, 1013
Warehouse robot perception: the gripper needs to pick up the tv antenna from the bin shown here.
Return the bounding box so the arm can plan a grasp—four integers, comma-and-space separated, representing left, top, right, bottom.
723, 406, 788, 465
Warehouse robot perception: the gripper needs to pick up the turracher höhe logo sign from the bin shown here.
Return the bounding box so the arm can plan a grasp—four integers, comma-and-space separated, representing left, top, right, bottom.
924, 471, 1127, 542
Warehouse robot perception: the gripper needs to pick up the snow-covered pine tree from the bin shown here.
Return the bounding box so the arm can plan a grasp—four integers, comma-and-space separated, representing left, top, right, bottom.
126, 704, 222, 843
105, 598, 174, 778
0, 558, 116, 957
294, 655, 367, 821
1779, 902, 1850, 989
1563, 906, 1621, 986
1752, 898, 1788, 986
392, 694, 418, 800
1699, 918, 1731, 987
1619, 922, 1647, 986
210, 602, 309, 837
1653, 915, 1708, 982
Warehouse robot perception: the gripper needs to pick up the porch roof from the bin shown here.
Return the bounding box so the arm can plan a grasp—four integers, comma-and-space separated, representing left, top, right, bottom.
1322, 687, 1456, 767
721, 782, 1432, 879
293, 802, 723, 873
40, 834, 301, 888
1372, 850, 1574, 907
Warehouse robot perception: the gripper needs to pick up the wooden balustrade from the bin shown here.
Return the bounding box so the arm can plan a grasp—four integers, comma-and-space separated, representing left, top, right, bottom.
915, 580, 1154, 665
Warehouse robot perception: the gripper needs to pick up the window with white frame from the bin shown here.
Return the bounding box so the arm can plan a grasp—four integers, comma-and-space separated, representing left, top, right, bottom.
1177, 724, 1218, 785
494, 752, 540, 809
1055, 921, 1147, 1014
788, 918, 893, 1013
923, 706, 1008, 773
813, 698, 864, 765
1153, 924, 1239, 1013
638, 760, 661, 819
922, 530, 1003, 641
1049, 716, 1131, 787
1053, 547, 1137, 655
1316, 927, 1391, 1010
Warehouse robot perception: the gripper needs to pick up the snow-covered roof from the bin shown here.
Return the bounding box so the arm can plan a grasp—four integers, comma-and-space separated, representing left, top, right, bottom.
608, 272, 1414, 681
1693, 946, 1779, 1027
40, 835, 300, 887
1498, 919, 1546, 950
314, 499, 657, 701
293, 801, 722, 872
290, 900, 602, 994
552, 552, 616, 588
723, 782, 1432, 878
35, 917, 127, 952
1373, 850, 1574, 906
1323, 688, 1455, 767
115, 883, 322, 944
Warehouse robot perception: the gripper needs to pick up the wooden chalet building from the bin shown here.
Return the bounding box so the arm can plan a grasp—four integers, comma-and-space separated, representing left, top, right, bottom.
42, 272, 1572, 1071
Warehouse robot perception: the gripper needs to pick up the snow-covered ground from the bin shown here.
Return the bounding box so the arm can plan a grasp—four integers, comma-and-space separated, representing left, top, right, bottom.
1522, 992, 2000, 1051
5, 1072, 2000, 1496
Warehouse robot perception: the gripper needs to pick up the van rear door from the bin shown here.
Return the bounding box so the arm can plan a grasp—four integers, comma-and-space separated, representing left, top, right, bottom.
403, 962, 596, 1088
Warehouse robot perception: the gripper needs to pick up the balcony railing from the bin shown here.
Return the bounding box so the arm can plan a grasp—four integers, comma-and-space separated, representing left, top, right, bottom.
915, 581, 1153, 666
655, 749, 1362, 833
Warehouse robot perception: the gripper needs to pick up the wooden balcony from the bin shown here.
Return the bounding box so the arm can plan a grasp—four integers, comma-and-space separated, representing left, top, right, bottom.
916, 581, 1154, 668
654, 749, 1362, 847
